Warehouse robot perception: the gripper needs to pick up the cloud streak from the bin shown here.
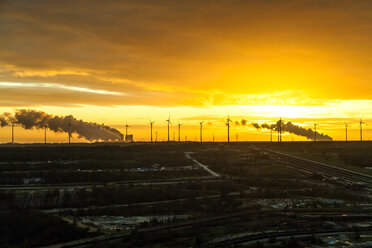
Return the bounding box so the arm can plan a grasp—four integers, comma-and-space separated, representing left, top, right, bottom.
0, 82, 124, 96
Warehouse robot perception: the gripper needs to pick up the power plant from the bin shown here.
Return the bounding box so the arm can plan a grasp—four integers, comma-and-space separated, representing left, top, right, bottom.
0, 110, 370, 143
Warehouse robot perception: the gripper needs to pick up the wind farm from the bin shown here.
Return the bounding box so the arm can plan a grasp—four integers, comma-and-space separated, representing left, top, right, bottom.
0, 109, 370, 144
0, 0, 372, 247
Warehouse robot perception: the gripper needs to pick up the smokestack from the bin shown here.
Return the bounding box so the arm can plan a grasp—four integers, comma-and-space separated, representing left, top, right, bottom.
0, 109, 124, 142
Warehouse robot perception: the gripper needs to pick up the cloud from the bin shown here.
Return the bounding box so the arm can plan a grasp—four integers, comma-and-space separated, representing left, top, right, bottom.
0, 0, 371, 107
0, 82, 124, 96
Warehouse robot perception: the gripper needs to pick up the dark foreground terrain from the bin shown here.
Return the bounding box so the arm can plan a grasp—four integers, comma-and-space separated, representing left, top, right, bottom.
0, 141, 371, 247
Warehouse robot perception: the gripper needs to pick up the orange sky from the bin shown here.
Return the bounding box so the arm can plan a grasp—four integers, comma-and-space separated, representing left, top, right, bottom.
0, 0, 371, 142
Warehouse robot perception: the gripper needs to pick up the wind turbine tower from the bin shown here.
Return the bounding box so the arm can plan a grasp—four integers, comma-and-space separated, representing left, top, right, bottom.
226, 116, 232, 143
200, 121, 204, 143
166, 115, 171, 142
314, 123, 318, 142
345, 122, 348, 142
44, 125, 47, 144
150, 121, 155, 142
360, 119, 365, 141
270, 125, 273, 142
277, 118, 282, 142
11, 122, 14, 144
178, 122, 182, 142
68, 122, 72, 144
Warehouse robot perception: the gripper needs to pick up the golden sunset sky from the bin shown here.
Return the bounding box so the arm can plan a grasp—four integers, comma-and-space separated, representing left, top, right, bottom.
0, 0, 371, 142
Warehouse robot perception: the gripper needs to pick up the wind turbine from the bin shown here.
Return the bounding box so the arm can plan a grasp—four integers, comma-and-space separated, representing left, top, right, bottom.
150, 121, 155, 142
166, 115, 171, 142
360, 118, 365, 141
11, 121, 15, 144
68, 122, 72, 144
226, 115, 232, 143
277, 118, 283, 142
345, 122, 348, 142
178, 122, 182, 142
199, 121, 204, 143
44, 124, 47, 144
314, 122, 318, 142
270, 125, 273, 142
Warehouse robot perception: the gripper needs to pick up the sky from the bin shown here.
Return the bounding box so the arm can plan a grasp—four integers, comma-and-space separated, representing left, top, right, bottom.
0, 0, 371, 142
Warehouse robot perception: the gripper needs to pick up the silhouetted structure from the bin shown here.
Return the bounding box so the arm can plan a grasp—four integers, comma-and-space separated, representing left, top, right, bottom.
360, 119, 364, 141
200, 121, 203, 143
125, 122, 130, 142
44, 125, 47, 144
270, 128, 273, 142
277, 118, 282, 142
178, 122, 182, 142
150, 121, 155, 142
67, 122, 72, 144
345, 122, 348, 142
226, 116, 232, 142
125, 134, 133, 142
166, 116, 171, 142
314, 123, 318, 142
11, 122, 14, 144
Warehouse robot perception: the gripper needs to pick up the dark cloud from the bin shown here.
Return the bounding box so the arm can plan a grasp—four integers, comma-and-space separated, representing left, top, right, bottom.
0, 0, 371, 107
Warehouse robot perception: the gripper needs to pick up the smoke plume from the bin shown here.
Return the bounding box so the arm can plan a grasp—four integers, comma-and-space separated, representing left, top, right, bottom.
0, 109, 124, 142
251, 121, 332, 141
234, 119, 248, 126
